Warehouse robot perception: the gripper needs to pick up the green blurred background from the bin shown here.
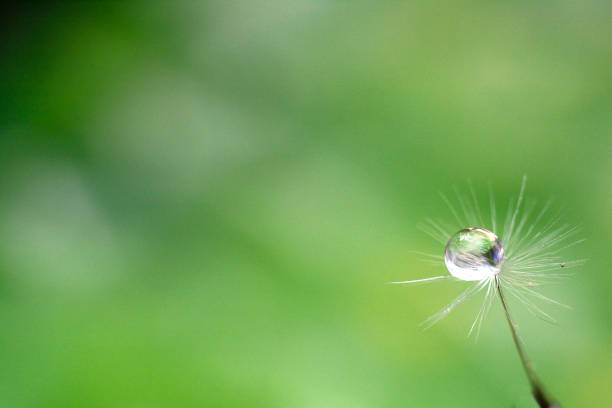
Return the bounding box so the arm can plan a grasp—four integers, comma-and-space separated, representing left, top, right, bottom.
1, 1, 611, 407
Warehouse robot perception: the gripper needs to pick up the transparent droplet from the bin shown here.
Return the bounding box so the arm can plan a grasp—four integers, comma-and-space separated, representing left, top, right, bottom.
445, 227, 504, 281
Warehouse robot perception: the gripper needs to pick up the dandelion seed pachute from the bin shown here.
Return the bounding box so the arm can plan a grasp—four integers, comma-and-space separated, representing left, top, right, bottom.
392, 175, 583, 408
393, 175, 583, 329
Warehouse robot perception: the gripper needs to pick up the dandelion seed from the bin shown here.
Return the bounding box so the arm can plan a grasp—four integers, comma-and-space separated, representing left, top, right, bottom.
392, 176, 582, 408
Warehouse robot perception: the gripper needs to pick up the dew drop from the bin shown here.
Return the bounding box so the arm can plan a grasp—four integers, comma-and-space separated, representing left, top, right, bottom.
444, 227, 504, 281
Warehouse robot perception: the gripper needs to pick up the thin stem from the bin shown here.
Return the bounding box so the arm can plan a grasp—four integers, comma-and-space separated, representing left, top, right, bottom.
495, 277, 560, 408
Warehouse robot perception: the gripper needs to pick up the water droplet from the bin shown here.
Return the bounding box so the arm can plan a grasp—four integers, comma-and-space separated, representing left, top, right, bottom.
445, 227, 504, 281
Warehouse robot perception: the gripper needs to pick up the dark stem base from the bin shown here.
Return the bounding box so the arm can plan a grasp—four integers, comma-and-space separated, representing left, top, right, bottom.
495, 277, 560, 408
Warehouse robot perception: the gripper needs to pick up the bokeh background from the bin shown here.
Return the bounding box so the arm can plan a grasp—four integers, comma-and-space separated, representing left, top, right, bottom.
1, 1, 611, 407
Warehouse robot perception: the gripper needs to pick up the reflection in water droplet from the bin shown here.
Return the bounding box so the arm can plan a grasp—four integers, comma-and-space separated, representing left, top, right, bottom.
445, 227, 504, 281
